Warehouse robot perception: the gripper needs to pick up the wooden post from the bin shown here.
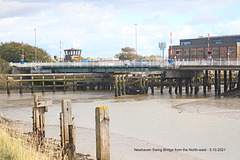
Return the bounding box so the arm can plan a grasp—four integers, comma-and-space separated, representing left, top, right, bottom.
53, 75, 56, 92
238, 71, 240, 89
160, 78, 164, 94
190, 78, 193, 94
151, 75, 154, 94
179, 78, 182, 94
203, 70, 207, 95
7, 77, 10, 95
224, 70, 227, 92
95, 106, 110, 160
194, 71, 198, 94
215, 70, 218, 94
42, 76, 45, 93
184, 78, 188, 94
218, 70, 221, 95
33, 94, 51, 147
115, 76, 118, 97
122, 75, 126, 95
60, 99, 76, 160
229, 70, 232, 91
31, 76, 34, 93
73, 75, 76, 91
63, 75, 66, 92
19, 76, 23, 94
175, 79, 178, 94
118, 76, 121, 96
169, 79, 172, 94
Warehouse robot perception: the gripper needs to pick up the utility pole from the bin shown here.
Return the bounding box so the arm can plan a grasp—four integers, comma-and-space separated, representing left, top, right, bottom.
134, 24, 138, 54
34, 28, 37, 63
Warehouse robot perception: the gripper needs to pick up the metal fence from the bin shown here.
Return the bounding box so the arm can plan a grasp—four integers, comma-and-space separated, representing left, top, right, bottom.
9, 58, 240, 68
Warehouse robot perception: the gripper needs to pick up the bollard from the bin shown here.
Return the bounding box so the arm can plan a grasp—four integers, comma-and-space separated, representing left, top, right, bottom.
95, 106, 110, 160
60, 99, 76, 160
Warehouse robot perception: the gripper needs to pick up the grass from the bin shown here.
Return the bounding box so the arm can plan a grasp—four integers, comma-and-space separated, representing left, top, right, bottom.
0, 117, 61, 160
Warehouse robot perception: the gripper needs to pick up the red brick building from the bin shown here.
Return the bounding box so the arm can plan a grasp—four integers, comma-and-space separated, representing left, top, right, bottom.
169, 35, 240, 60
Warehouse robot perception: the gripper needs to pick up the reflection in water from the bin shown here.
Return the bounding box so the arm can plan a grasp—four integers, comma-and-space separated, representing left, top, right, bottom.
0, 90, 240, 160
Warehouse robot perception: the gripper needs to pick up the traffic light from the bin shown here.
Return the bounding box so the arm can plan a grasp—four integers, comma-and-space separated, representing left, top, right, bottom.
207, 50, 212, 55
175, 50, 180, 55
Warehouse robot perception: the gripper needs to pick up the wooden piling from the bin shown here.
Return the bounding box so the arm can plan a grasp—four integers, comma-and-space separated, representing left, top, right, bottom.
215, 70, 218, 94
185, 78, 189, 94
151, 75, 154, 94
33, 94, 51, 147
60, 99, 76, 160
53, 75, 56, 92
63, 75, 66, 92
224, 70, 227, 92
203, 70, 207, 95
31, 76, 34, 93
42, 76, 45, 93
7, 78, 10, 95
238, 71, 240, 89
194, 71, 198, 94
95, 106, 110, 160
122, 75, 126, 95
169, 79, 172, 94
118, 76, 121, 96
179, 78, 182, 94
229, 70, 232, 91
115, 76, 118, 97
160, 78, 164, 94
218, 70, 221, 95
175, 79, 178, 94
19, 76, 23, 94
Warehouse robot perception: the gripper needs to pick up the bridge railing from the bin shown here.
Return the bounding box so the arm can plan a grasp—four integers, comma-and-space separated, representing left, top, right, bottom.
9, 58, 240, 68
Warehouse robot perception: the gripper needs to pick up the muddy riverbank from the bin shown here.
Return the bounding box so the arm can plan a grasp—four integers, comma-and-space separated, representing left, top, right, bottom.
0, 91, 239, 160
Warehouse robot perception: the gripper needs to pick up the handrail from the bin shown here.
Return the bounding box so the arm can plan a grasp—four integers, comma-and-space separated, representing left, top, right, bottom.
9, 58, 240, 68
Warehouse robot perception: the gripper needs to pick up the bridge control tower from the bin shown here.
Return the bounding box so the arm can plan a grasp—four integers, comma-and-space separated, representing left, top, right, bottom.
64, 48, 82, 62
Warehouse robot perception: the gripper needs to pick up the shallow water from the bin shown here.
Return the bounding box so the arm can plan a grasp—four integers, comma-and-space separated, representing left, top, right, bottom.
0, 89, 240, 160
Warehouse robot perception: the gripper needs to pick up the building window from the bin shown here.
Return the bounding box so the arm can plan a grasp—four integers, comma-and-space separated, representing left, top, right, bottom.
229, 48, 236, 54
184, 50, 189, 55
198, 50, 204, 54
212, 38, 222, 44
213, 49, 220, 54
236, 37, 240, 43
181, 40, 191, 45
191, 50, 196, 55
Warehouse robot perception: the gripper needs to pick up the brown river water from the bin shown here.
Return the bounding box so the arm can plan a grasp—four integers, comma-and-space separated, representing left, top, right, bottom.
0, 89, 240, 160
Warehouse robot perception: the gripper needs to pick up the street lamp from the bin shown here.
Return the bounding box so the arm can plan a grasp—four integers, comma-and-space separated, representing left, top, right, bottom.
34, 28, 37, 63
159, 42, 166, 66
134, 24, 138, 55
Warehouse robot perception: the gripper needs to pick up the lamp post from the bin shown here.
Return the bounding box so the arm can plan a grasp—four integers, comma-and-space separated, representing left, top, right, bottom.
34, 28, 37, 63
159, 42, 166, 66
134, 24, 138, 55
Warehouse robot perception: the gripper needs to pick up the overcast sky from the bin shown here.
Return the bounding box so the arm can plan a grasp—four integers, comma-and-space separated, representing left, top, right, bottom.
0, 0, 240, 58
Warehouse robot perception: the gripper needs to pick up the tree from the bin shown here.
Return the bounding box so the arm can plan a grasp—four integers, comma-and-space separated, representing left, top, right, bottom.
0, 58, 11, 74
0, 42, 51, 62
115, 47, 142, 60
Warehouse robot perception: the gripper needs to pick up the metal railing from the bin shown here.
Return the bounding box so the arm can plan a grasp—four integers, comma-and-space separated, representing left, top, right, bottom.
9, 58, 240, 69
